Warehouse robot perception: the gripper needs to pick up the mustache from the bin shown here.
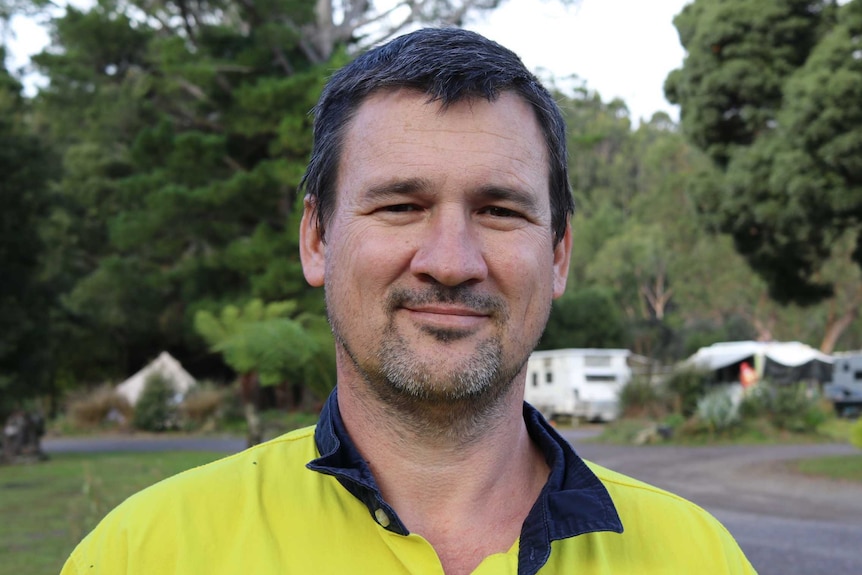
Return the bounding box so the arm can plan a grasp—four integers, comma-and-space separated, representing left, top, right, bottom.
387, 286, 506, 316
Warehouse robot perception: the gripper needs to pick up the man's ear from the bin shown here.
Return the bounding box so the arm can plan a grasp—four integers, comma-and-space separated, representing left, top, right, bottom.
299, 196, 325, 287
552, 222, 572, 299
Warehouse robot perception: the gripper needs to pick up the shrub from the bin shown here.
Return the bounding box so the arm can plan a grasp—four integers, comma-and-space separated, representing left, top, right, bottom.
132, 374, 178, 432
738, 384, 770, 421
665, 366, 710, 417
696, 386, 740, 433
618, 377, 666, 419
181, 383, 225, 429
766, 383, 826, 433
68, 385, 132, 429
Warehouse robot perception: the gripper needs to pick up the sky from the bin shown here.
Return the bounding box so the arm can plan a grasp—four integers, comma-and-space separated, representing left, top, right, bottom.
5, 0, 692, 124
466, 0, 692, 123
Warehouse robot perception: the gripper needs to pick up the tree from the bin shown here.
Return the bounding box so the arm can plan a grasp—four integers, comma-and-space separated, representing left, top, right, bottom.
666, 0, 862, 307
540, 287, 626, 350
195, 299, 334, 446
0, 47, 56, 419
15, 0, 556, 398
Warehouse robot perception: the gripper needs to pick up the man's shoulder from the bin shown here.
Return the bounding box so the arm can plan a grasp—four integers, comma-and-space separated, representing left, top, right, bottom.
62, 425, 328, 574
567, 460, 756, 573
583, 459, 735, 535
584, 461, 709, 515
583, 459, 692, 503
106, 425, 319, 518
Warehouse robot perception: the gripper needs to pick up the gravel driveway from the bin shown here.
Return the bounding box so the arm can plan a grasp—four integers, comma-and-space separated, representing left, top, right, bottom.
564, 433, 862, 575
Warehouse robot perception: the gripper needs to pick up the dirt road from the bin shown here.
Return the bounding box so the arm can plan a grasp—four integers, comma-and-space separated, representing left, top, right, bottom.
564, 434, 862, 575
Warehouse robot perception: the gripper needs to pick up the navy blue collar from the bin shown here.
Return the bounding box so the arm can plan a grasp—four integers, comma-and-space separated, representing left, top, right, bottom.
308, 389, 623, 575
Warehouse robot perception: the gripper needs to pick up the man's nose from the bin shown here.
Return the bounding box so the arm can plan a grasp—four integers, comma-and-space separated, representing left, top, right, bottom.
410, 210, 489, 287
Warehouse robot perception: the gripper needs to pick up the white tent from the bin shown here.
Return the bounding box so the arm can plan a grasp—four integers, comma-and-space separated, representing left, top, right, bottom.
686, 341, 834, 384
116, 352, 197, 406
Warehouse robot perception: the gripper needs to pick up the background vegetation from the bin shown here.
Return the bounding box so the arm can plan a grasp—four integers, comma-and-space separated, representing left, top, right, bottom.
0, 0, 860, 430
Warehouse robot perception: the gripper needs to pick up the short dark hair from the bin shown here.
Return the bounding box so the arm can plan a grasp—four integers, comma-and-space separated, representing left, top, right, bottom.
300, 27, 574, 245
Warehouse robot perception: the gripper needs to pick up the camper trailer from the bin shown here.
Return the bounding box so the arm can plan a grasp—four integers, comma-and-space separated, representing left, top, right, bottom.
825, 352, 862, 417
524, 348, 632, 422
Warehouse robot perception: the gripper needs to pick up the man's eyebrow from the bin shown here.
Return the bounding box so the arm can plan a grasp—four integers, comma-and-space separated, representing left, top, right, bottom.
474, 185, 541, 213
360, 179, 542, 213
361, 178, 432, 200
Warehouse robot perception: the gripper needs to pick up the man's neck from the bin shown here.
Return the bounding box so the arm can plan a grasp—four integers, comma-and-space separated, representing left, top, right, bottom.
337, 379, 550, 575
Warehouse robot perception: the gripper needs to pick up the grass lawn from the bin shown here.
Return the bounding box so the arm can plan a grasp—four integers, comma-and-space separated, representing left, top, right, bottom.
0, 451, 225, 575
595, 414, 859, 447
792, 453, 862, 483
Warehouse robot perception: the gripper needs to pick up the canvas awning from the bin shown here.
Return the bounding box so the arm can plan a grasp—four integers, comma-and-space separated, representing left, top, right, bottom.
116, 352, 196, 406
685, 341, 834, 384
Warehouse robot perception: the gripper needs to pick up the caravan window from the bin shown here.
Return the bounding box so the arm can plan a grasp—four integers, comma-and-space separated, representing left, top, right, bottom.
585, 375, 616, 383
584, 356, 612, 367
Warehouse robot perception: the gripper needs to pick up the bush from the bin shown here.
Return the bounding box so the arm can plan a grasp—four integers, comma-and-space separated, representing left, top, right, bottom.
618, 377, 667, 419
67, 385, 132, 429
180, 383, 225, 429
132, 374, 178, 432
696, 386, 740, 433
738, 384, 770, 420
766, 383, 826, 433
665, 366, 710, 417
736, 381, 826, 433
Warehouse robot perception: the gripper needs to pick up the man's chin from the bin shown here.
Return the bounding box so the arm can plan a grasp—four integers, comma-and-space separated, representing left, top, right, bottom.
418, 325, 478, 344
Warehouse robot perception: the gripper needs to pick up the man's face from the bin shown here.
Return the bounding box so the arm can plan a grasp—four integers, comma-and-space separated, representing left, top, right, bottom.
301, 89, 571, 412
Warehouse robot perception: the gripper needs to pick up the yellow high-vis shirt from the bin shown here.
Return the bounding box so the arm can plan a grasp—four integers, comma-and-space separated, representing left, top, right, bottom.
61, 391, 756, 575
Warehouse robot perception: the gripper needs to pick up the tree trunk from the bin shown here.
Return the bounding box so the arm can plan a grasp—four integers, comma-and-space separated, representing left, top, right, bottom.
239, 372, 263, 447
243, 402, 262, 448
2, 411, 47, 465
820, 306, 859, 354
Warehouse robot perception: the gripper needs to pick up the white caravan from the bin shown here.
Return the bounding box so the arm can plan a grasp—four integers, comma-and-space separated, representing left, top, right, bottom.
524, 348, 632, 422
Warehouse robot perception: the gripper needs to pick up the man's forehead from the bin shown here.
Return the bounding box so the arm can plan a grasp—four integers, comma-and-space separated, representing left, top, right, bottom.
351, 86, 532, 120
341, 90, 546, 170
343, 89, 546, 157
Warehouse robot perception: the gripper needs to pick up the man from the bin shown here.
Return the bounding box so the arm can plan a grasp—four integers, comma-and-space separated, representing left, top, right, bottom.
62, 28, 756, 575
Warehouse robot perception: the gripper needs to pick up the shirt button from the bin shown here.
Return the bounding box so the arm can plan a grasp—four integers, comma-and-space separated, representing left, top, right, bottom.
374, 508, 391, 527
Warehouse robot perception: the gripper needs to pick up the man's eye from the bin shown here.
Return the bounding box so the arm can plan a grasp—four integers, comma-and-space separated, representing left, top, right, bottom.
483, 206, 521, 218
381, 204, 420, 213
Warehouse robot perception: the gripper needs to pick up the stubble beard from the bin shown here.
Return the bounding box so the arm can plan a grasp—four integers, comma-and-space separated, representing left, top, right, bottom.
327, 285, 540, 443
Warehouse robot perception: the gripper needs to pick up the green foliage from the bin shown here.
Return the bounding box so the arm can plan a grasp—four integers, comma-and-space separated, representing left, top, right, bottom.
8, 0, 862, 411
618, 377, 667, 419
194, 299, 334, 395
696, 386, 740, 432
677, 316, 758, 359
539, 287, 626, 349
852, 418, 862, 449
665, 365, 710, 417
132, 374, 177, 432
21, 0, 332, 390
667, 0, 862, 305
767, 384, 826, 432
595, 418, 660, 445
739, 381, 827, 433
0, 50, 56, 417
737, 385, 769, 421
